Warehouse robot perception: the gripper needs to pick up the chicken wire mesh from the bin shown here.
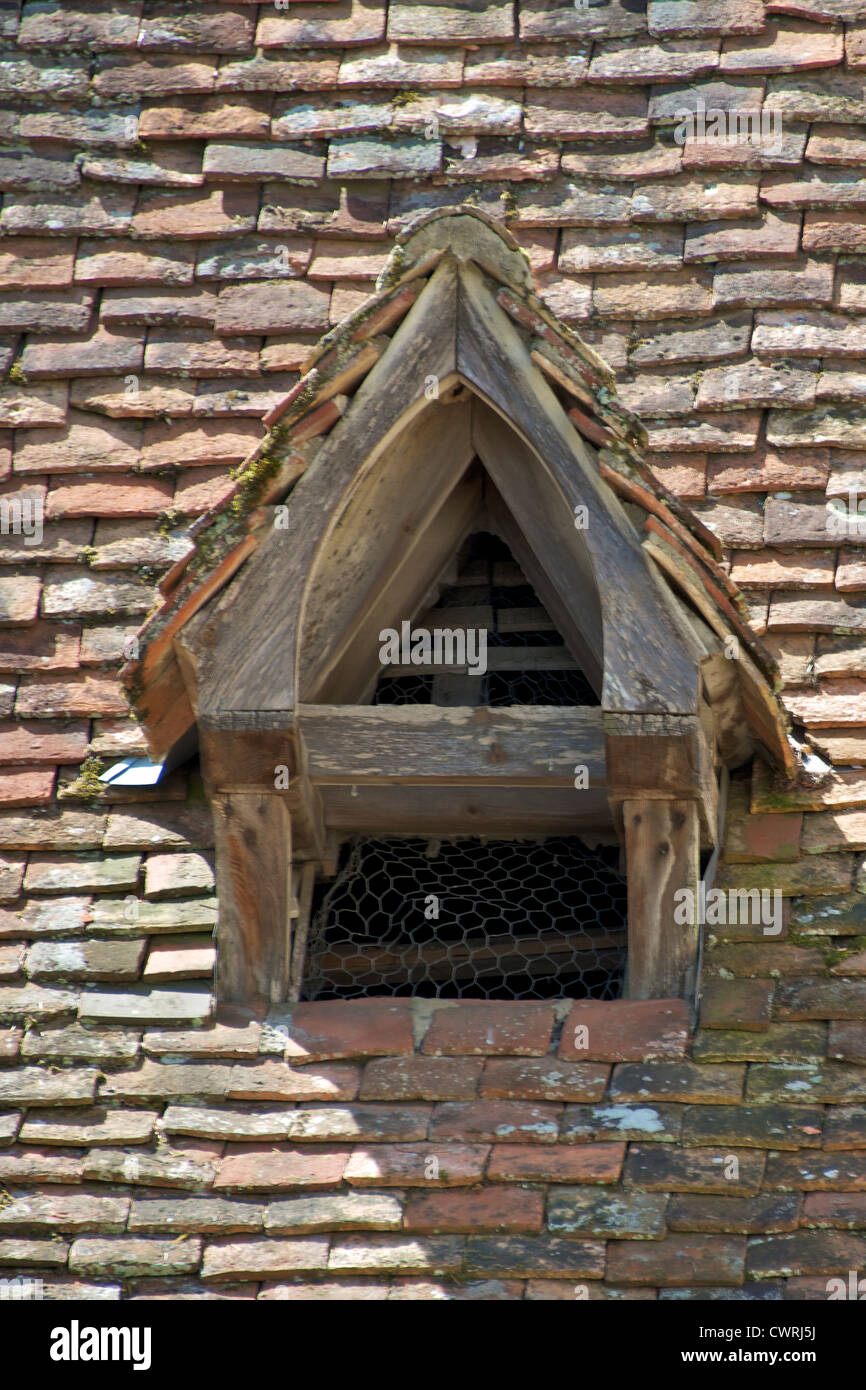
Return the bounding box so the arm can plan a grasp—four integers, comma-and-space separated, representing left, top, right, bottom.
300, 835, 627, 1001
373, 668, 596, 706
372, 673, 434, 705
484, 667, 597, 706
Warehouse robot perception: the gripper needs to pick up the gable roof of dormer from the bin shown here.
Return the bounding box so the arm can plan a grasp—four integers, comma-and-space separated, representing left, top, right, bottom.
123, 205, 796, 780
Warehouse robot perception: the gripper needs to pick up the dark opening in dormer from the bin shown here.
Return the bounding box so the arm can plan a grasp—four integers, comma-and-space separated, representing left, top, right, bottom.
372, 531, 600, 709
301, 833, 626, 1002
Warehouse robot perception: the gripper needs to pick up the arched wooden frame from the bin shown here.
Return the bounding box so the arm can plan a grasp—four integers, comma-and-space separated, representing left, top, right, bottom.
179, 255, 735, 1009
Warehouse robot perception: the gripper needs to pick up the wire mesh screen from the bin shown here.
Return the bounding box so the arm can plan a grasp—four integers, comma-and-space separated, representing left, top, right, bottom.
372, 673, 434, 705
300, 835, 627, 1002
484, 668, 597, 706
372, 531, 600, 707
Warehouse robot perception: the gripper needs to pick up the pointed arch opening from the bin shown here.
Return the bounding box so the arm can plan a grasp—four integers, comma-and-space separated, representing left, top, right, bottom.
295, 386, 605, 710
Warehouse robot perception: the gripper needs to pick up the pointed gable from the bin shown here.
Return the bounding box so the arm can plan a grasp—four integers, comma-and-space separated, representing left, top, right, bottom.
124, 204, 794, 784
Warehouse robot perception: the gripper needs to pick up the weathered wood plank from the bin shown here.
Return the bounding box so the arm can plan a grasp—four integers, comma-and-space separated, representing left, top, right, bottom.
597, 453, 723, 564
288, 861, 317, 1003
498, 607, 557, 633
319, 784, 614, 837
317, 469, 483, 704
700, 651, 754, 769
288, 774, 327, 863
673, 602, 754, 770
643, 530, 794, 776
299, 704, 606, 784
212, 792, 292, 1006
473, 405, 604, 693
197, 725, 322, 859
738, 656, 797, 779
199, 727, 298, 791
129, 661, 196, 765
457, 263, 700, 717
134, 534, 260, 758
624, 798, 700, 1000
418, 604, 495, 630
318, 929, 626, 973
197, 725, 325, 860
604, 711, 718, 846
194, 256, 461, 719
530, 344, 598, 411
301, 394, 476, 700
485, 488, 603, 700
644, 519, 775, 682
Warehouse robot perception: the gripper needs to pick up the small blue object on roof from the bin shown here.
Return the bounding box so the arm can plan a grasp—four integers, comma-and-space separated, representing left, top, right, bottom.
98, 757, 165, 788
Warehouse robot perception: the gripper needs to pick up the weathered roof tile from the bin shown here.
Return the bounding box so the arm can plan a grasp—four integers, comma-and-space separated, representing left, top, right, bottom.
17, 0, 141, 49
252, 3, 381, 49
648, 0, 765, 37
138, 3, 255, 53
93, 55, 217, 97
0, 185, 135, 237
133, 186, 259, 239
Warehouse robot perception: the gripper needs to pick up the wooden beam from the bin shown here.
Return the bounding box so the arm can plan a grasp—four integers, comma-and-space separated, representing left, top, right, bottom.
474, 409, 604, 693
173, 635, 201, 721
287, 775, 326, 863
417, 603, 495, 630
300, 394, 476, 701
700, 651, 754, 769
197, 725, 325, 861
298, 704, 606, 785
485, 491, 601, 698
199, 726, 298, 791
193, 256, 461, 720
641, 526, 793, 777
738, 656, 797, 780
457, 263, 700, 717
642, 525, 773, 688
498, 607, 557, 633
212, 791, 293, 1006
130, 656, 197, 764
604, 711, 718, 847
623, 798, 700, 999
288, 861, 317, 1002
530, 345, 598, 411
319, 784, 615, 837
315, 469, 483, 704
677, 605, 755, 770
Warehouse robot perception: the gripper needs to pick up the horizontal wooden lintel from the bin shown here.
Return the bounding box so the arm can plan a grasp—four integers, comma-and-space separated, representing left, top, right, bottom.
298, 704, 605, 786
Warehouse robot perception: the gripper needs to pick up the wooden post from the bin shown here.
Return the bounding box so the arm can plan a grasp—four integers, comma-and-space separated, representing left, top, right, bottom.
288, 862, 317, 1002
623, 798, 700, 999
212, 791, 293, 1006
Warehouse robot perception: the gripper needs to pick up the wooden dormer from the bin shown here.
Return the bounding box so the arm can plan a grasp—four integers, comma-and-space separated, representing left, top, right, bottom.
124, 206, 796, 1010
